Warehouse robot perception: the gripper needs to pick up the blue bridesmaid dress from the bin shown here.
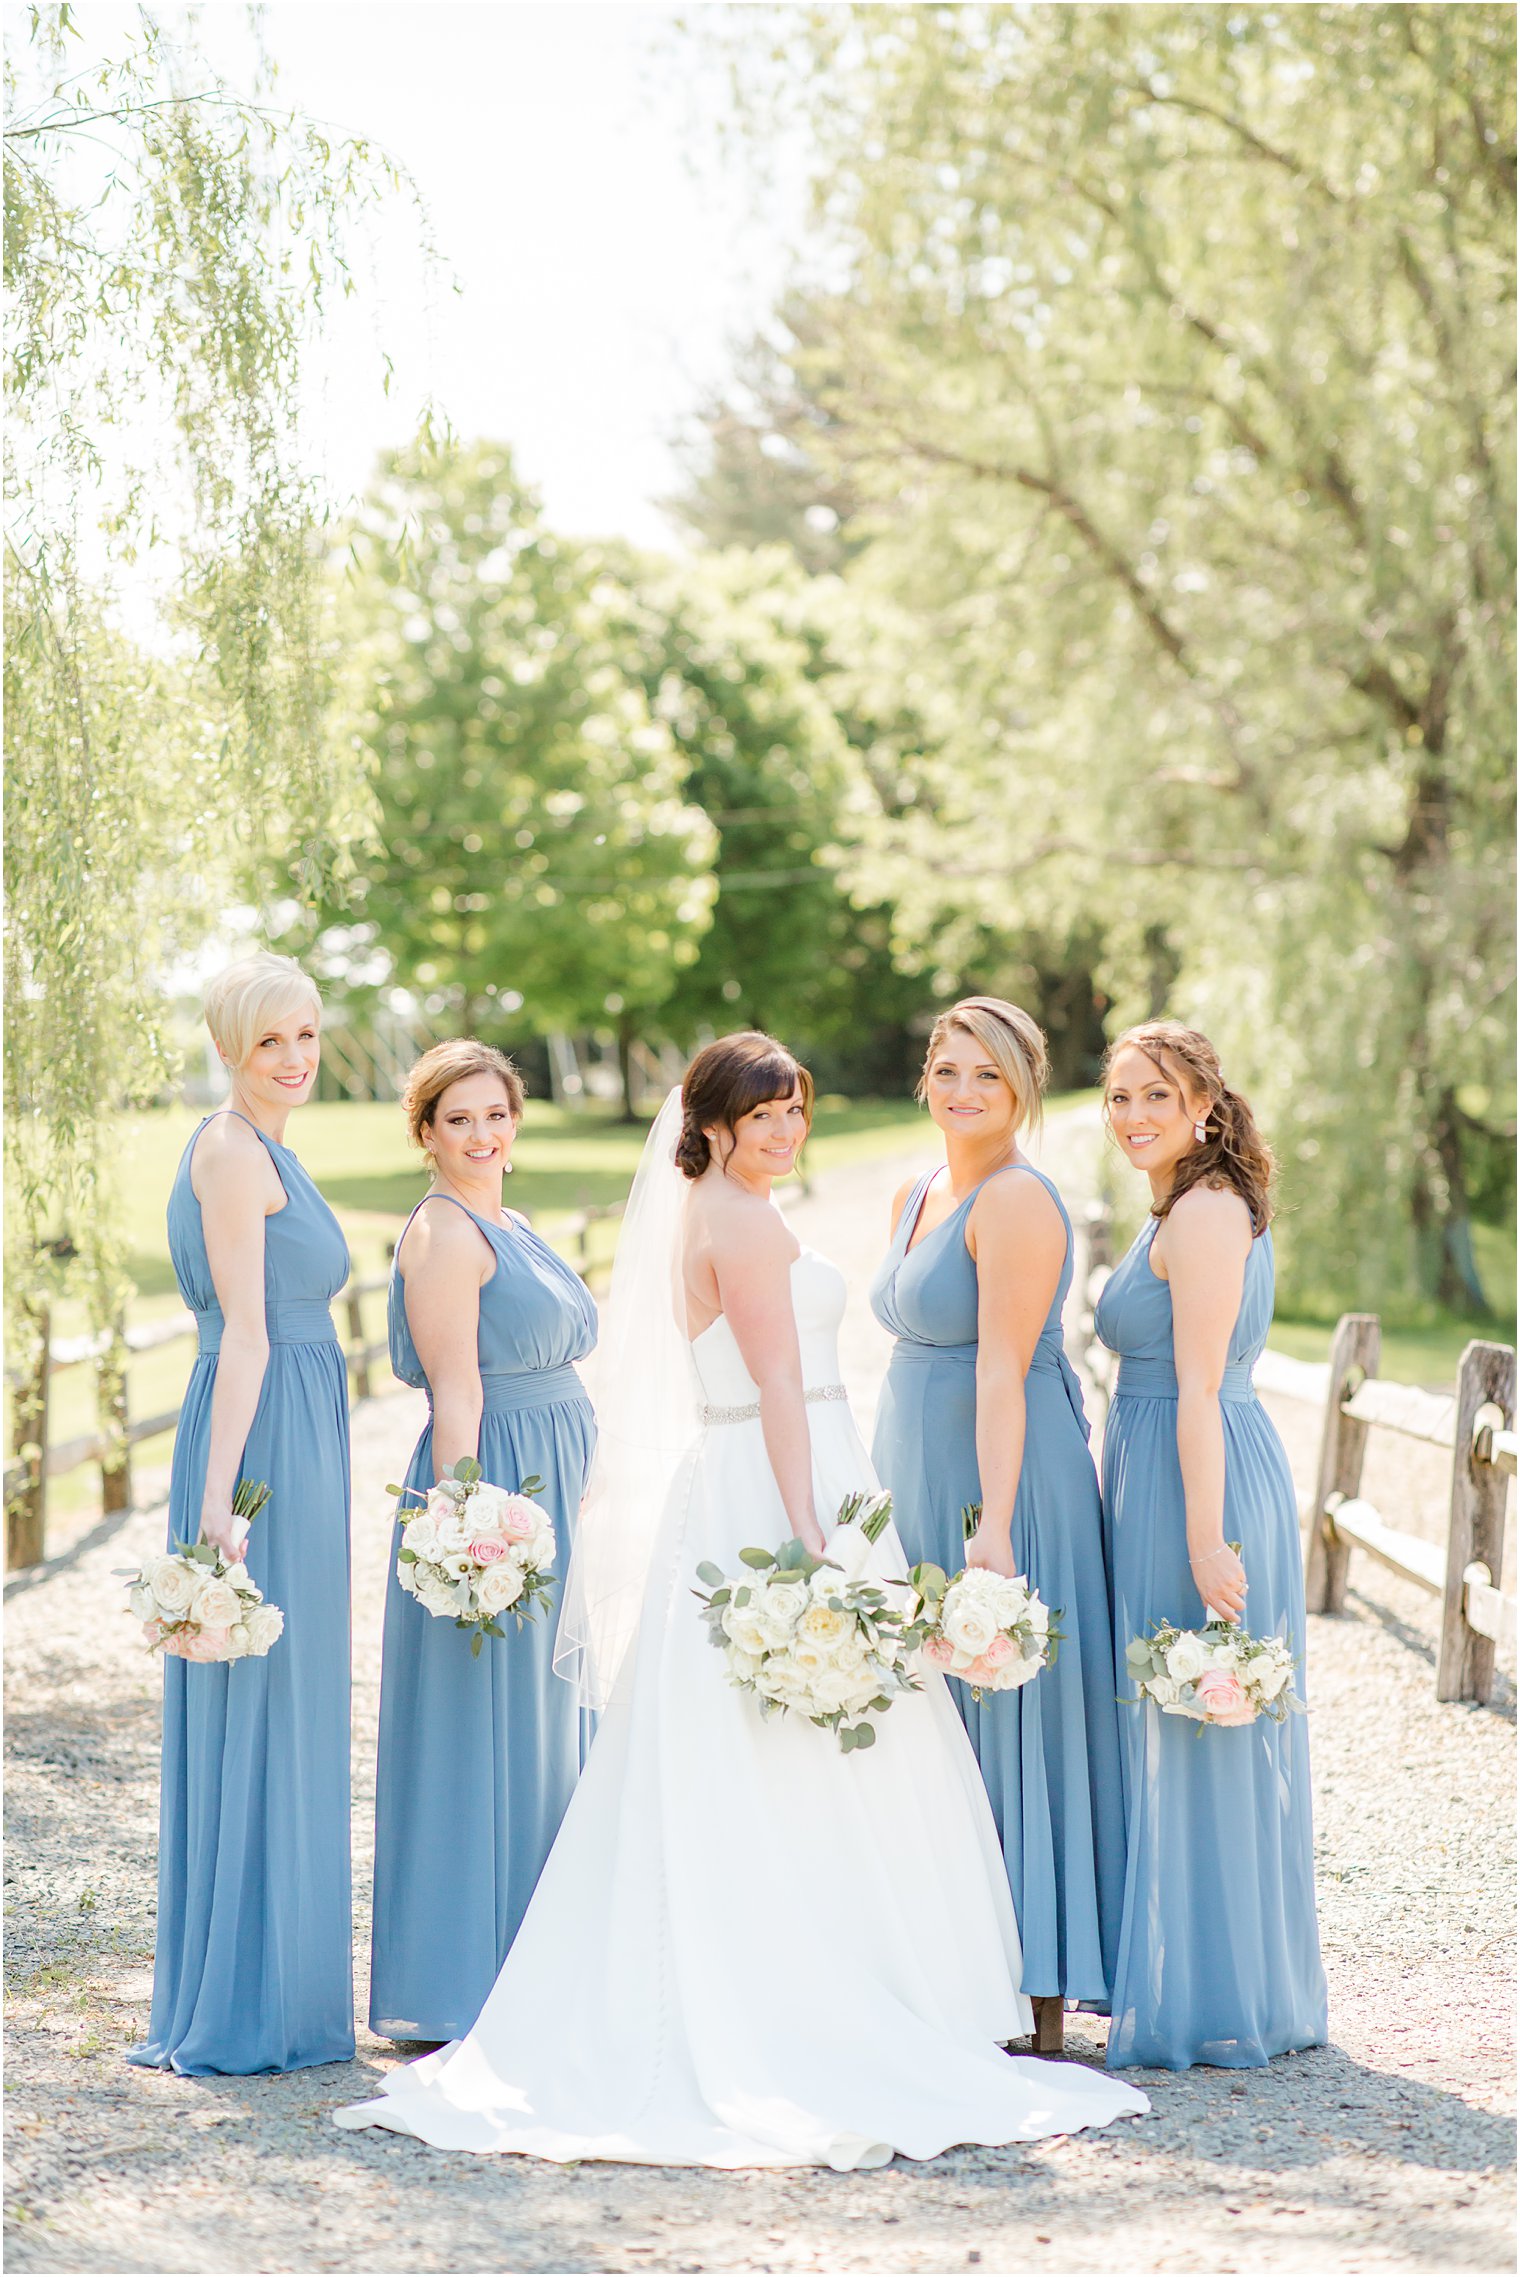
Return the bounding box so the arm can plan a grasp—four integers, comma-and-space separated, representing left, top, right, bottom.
369, 1195, 598, 2042
1095, 1216, 1328, 2070
130, 1110, 354, 2076
870, 1164, 1126, 2007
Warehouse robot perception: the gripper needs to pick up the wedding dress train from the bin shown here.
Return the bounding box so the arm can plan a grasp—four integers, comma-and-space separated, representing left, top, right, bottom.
335, 1248, 1149, 2166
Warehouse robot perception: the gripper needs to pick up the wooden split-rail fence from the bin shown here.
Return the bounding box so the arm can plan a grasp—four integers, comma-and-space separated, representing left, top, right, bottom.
1079, 1202, 1517, 1708
5, 1204, 629, 1575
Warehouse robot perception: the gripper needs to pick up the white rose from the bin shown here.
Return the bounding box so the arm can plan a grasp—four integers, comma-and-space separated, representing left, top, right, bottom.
464, 1480, 511, 1525
429, 1498, 474, 1554
402, 1512, 439, 1561
796, 1601, 854, 1653
127, 1583, 156, 1622
941, 1594, 999, 1659
147, 1556, 195, 1617
1254, 1657, 1292, 1701
242, 1603, 284, 1653
190, 1577, 242, 1630
226, 1621, 252, 1656
527, 1517, 556, 1571
787, 1638, 830, 1681
1211, 1641, 1243, 1673
1024, 1596, 1050, 1637
725, 1647, 765, 1689
809, 1665, 865, 1714
476, 1562, 526, 1616
415, 1568, 457, 1618
1146, 1673, 1182, 1707
1164, 1631, 1210, 1684
722, 1602, 771, 1657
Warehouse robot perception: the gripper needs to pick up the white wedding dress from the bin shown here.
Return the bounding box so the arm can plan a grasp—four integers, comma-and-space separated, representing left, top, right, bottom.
335, 1237, 1148, 2167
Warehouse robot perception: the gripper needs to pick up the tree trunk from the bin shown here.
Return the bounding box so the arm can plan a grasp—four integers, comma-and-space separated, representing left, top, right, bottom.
616, 1014, 639, 1123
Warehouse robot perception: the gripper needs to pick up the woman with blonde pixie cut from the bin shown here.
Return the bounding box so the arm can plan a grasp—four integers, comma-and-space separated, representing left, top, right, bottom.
131, 950, 355, 2077
870, 997, 1126, 2052
368, 1037, 598, 2045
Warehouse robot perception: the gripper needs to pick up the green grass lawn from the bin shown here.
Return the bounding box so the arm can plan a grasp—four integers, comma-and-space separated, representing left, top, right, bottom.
24, 1094, 939, 1530
22, 1092, 1511, 1536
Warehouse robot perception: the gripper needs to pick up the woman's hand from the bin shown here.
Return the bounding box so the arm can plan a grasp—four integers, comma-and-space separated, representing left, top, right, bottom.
964, 1524, 1017, 1579
198, 1497, 247, 1569
1189, 1538, 1247, 1623
794, 1516, 828, 1560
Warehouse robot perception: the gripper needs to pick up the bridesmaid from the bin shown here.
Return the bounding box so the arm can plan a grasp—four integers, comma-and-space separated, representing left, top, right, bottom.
1096, 1020, 1327, 2070
370, 1040, 598, 2043
130, 952, 353, 2076
870, 998, 1126, 2049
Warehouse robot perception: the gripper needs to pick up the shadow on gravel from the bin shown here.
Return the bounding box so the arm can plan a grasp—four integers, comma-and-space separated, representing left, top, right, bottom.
1342, 1588, 1517, 1724
1126, 2041, 1516, 2177
3, 1502, 152, 1604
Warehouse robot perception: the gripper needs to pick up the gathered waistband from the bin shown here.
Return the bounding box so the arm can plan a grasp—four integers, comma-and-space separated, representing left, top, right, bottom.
887, 1336, 1091, 1444
1114, 1359, 1256, 1403
196, 1300, 336, 1355
455, 1363, 589, 1417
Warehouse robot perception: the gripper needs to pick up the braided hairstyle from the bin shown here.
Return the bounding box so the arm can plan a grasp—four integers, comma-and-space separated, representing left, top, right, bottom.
1104, 1021, 1275, 1234
676, 1032, 814, 1181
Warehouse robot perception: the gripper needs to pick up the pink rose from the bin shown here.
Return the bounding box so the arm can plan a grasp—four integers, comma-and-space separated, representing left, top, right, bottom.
922, 1635, 957, 1667
1194, 1669, 1255, 1726
469, 1536, 508, 1565
142, 1619, 166, 1648
499, 1497, 537, 1542
168, 1626, 232, 1663
961, 1655, 998, 1686
982, 1633, 1017, 1668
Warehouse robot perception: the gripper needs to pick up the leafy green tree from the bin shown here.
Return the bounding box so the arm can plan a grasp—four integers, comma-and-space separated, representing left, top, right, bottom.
4, 5, 402, 1406
708, 1, 1516, 1311
307, 441, 717, 1112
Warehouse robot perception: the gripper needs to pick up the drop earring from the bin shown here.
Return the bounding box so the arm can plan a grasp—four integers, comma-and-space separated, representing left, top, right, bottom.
1194, 1118, 1208, 1143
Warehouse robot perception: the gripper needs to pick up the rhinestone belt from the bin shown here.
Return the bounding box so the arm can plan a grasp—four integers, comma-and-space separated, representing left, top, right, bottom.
699, 1383, 848, 1427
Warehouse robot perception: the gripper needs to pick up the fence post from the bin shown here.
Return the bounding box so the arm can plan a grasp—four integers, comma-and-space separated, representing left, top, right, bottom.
1436, 1340, 1516, 1705
1304, 1313, 1382, 1614
345, 1289, 371, 1403
98, 1311, 131, 1515
7, 1300, 52, 1571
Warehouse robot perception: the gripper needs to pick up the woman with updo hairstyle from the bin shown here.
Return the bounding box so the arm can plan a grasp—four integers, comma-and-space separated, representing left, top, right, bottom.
1095, 1020, 1326, 2071
130, 951, 355, 2077
368, 1037, 598, 2046
869, 996, 1126, 2052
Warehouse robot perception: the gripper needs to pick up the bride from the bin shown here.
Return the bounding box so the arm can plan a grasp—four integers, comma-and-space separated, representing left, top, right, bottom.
335, 1033, 1148, 2167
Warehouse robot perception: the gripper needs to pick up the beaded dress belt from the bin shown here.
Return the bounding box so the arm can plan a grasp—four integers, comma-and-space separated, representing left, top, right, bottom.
700, 1383, 848, 1427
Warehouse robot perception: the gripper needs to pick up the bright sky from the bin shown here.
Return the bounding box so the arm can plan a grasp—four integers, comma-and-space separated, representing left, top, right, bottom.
54, 2, 805, 549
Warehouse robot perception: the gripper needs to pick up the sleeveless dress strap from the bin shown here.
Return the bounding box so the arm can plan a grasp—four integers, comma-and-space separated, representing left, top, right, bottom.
397, 1190, 500, 1257
197, 1106, 277, 1151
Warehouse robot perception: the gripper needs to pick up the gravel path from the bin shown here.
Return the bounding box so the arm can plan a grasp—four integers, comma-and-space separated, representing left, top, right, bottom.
5, 1114, 1514, 2275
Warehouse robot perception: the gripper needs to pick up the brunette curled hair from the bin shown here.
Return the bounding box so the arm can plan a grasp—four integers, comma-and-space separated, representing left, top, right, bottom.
676, 1031, 814, 1180
1103, 1020, 1275, 1234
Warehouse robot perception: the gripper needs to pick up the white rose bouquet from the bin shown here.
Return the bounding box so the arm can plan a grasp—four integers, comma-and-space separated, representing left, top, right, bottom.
1126, 1599, 1302, 1730
120, 1478, 285, 1663
904, 1503, 1061, 1701
388, 1456, 556, 1658
692, 1491, 919, 1752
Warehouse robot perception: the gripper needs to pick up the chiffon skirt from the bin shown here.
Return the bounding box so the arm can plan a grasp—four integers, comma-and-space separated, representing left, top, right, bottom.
873, 1345, 1126, 2006
337, 1400, 1150, 2164
129, 1341, 354, 2076
1101, 1390, 1328, 2070
369, 1379, 597, 2041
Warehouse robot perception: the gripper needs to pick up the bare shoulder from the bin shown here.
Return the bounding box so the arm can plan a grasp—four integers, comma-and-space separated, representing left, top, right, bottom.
190, 1114, 280, 1207
976, 1166, 1064, 1238
1165, 1183, 1253, 1257
398, 1195, 494, 1280
889, 1174, 918, 1230
697, 1181, 798, 1271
